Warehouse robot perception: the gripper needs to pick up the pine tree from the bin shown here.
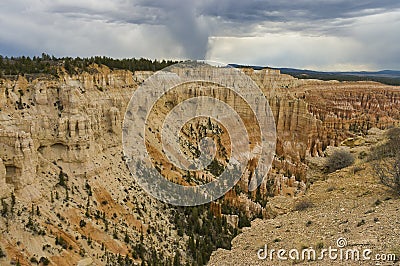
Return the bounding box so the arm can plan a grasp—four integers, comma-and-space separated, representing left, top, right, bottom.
124, 230, 130, 244
1, 199, 8, 222
58, 171, 67, 187
85, 197, 90, 217
10, 192, 16, 214
65, 187, 69, 201
113, 227, 118, 239
173, 252, 180, 266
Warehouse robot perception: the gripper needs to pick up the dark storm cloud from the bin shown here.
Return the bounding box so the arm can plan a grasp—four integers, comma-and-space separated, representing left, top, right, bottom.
199, 0, 400, 22
135, 0, 209, 59
135, 0, 400, 62
0, 0, 399, 69
192, 0, 400, 38
43, 0, 400, 57
41, 0, 208, 58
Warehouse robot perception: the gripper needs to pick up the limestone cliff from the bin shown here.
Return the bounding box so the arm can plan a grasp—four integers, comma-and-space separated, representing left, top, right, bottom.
216, 69, 399, 220
250, 68, 399, 194
0, 66, 191, 265
0, 65, 399, 265
0, 66, 135, 196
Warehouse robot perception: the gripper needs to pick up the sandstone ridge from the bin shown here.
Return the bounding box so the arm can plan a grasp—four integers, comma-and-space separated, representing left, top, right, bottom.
0, 65, 399, 265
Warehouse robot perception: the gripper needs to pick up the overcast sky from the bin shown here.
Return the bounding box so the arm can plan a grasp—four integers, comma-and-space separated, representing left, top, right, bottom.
1, 0, 399, 71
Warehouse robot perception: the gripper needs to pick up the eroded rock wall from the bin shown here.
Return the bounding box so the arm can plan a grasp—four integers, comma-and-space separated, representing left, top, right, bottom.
0, 66, 137, 192
0, 66, 399, 199
241, 69, 399, 199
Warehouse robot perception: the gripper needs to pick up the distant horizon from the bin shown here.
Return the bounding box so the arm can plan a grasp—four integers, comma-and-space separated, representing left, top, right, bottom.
1, 54, 400, 73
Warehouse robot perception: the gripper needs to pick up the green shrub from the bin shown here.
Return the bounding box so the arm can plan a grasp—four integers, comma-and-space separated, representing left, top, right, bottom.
0, 246, 6, 258
294, 199, 314, 211
325, 150, 355, 173
238, 213, 251, 228
358, 151, 368, 159
55, 236, 68, 249
39, 257, 50, 266
79, 220, 86, 228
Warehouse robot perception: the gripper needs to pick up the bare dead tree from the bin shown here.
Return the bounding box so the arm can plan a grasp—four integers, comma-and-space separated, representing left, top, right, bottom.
373, 153, 400, 195
370, 127, 400, 195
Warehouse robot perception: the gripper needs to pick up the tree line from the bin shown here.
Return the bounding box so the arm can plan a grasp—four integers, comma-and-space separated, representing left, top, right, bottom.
0, 53, 179, 77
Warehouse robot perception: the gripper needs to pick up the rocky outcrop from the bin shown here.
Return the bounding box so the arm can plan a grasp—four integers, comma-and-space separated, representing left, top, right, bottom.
0, 64, 399, 265
0, 130, 36, 190
209, 128, 400, 265
0, 66, 138, 191
0, 66, 191, 265
0, 158, 11, 198
246, 69, 400, 198
1, 66, 399, 200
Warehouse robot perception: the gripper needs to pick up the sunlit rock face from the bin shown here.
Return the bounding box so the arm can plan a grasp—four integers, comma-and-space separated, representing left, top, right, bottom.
240, 68, 399, 199
0, 66, 136, 192
0, 65, 399, 199
0, 64, 399, 265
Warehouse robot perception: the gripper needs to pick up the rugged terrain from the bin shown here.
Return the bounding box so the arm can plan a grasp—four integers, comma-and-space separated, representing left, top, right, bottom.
0, 64, 399, 265
209, 128, 400, 265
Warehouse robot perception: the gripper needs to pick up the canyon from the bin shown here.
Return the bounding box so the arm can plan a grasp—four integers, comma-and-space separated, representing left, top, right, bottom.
0, 64, 399, 265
